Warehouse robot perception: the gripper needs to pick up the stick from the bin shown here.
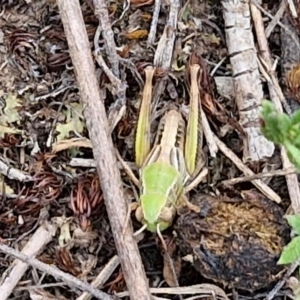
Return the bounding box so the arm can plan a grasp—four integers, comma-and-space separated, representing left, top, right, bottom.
0, 243, 114, 300
56, 2, 151, 300
92, 0, 127, 132
0, 224, 56, 300
77, 255, 120, 300
214, 134, 281, 203
251, 2, 300, 213
222, 167, 298, 185
147, 0, 161, 45
0, 159, 33, 182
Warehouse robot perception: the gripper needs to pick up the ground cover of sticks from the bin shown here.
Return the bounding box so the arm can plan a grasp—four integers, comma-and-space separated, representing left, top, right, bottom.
1, 0, 300, 299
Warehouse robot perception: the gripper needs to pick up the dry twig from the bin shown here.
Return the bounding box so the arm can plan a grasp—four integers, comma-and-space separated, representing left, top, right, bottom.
0, 158, 33, 182
222, 0, 275, 161
222, 167, 298, 185
147, 0, 162, 45
92, 0, 127, 132
251, 2, 300, 213
214, 134, 281, 203
77, 256, 120, 300
0, 224, 56, 300
0, 243, 115, 300
57, 1, 151, 300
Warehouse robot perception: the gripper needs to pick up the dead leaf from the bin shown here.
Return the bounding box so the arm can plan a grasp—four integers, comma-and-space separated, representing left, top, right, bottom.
125, 29, 148, 40
29, 289, 68, 300
52, 137, 92, 153
163, 252, 182, 287
0, 179, 14, 195
130, 0, 153, 8
0, 94, 23, 138
287, 63, 300, 101
55, 102, 85, 142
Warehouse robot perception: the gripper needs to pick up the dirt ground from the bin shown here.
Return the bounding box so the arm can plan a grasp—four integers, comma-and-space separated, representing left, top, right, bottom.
0, 0, 299, 299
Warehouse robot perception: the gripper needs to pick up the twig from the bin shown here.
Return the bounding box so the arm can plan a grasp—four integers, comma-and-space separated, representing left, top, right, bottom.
77, 255, 120, 300
0, 224, 57, 300
252, 0, 300, 52
69, 157, 137, 171
214, 134, 281, 203
200, 107, 218, 158
222, 167, 298, 185
0, 158, 33, 182
92, 0, 127, 132
116, 284, 229, 299
152, 0, 180, 111
265, 0, 287, 38
93, 0, 119, 77
251, 3, 300, 213
147, 0, 162, 46
266, 260, 300, 300
287, 0, 297, 18
56, 2, 152, 300
0, 243, 115, 300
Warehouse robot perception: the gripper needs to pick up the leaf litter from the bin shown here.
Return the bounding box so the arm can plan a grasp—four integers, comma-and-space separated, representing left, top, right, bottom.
0, 0, 298, 299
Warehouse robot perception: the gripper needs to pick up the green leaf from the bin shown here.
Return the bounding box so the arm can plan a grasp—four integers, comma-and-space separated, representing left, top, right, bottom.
285, 142, 300, 171
285, 215, 300, 235
278, 236, 300, 264
291, 109, 300, 125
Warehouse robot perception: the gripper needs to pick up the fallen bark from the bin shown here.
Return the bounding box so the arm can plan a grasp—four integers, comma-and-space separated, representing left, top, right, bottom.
222, 0, 275, 161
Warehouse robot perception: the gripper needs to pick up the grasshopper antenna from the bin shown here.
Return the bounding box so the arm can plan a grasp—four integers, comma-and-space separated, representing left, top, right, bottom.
157, 225, 183, 300
133, 224, 147, 236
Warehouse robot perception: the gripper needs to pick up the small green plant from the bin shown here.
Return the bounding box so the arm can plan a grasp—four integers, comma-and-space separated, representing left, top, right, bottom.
260, 100, 300, 170
277, 215, 300, 265
260, 100, 300, 265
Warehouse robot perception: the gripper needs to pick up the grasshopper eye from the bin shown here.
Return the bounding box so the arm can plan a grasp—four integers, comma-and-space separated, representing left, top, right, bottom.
135, 206, 144, 222
159, 207, 175, 222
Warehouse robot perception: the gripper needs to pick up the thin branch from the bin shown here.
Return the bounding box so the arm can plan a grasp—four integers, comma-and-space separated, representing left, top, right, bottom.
251, 2, 300, 213
222, 167, 298, 185
0, 224, 56, 300
0, 158, 33, 182
77, 256, 120, 300
0, 243, 115, 300
214, 134, 281, 203
56, 2, 151, 300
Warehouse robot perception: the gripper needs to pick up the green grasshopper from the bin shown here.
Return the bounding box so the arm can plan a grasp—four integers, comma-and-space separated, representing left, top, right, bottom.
118, 64, 207, 234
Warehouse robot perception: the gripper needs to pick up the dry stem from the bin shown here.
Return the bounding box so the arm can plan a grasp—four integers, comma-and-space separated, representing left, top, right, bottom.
0, 242, 114, 300
251, 2, 300, 213
214, 134, 281, 203
57, 1, 151, 299
0, 158, 33, 182
77, 255, 120, 300
0, 224, 56, 300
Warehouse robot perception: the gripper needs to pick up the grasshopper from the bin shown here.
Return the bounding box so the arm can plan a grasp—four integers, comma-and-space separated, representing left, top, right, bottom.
117, 64, 207, 234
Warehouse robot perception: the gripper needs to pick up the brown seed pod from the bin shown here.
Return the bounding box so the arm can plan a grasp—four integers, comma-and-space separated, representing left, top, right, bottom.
175, 191, 290, 292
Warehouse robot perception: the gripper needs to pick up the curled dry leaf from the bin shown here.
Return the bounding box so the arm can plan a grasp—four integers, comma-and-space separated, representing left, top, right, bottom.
287, 63, 300, 101
70, 174, 103, 231
52, 137, 93, 153
163, 252, 181, 287
56, 247, 81, 276
14, 170, 63, 214
131, 0, 154, 8
125, 29, 148, 40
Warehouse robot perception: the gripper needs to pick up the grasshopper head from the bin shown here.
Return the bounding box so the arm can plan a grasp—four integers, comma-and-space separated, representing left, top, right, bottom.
136, 194, 176, 233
